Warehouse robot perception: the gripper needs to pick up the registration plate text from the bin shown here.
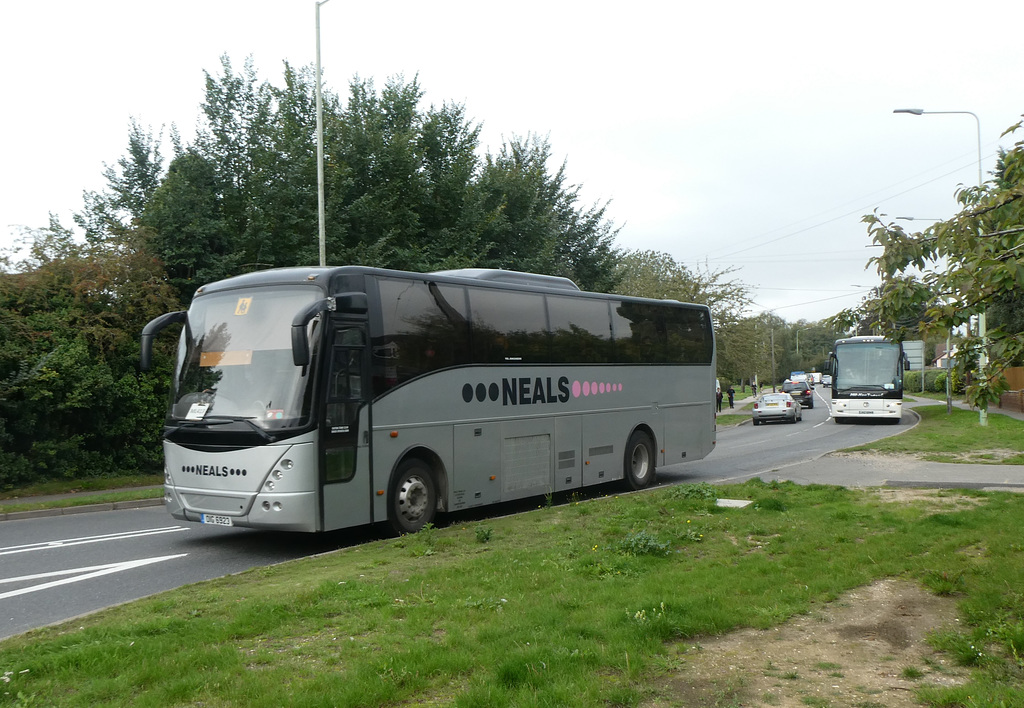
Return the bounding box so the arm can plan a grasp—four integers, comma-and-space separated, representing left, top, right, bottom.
201, 514, 233, 526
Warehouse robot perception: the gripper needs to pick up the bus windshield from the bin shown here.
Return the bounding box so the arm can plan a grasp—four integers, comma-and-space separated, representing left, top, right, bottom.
170, 286, 320, 430
834, 342, 901, 391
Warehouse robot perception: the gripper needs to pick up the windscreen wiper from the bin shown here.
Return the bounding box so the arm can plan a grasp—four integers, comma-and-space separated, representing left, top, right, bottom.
173, 416, 273, 442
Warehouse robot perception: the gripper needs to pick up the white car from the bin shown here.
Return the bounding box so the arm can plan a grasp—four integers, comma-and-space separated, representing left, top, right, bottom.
751, 393, 803, 425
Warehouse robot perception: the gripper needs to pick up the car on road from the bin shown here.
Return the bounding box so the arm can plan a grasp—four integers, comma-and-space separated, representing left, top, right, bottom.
752, 392, 802, 425
782, 380, 814, 408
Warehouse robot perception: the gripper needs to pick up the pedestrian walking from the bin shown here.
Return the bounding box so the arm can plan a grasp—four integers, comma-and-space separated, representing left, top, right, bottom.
716, 388, 723, 413
727, 385, 735, 408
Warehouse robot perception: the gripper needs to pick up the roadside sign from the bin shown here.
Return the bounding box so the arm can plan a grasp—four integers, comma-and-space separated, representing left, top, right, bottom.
903, 340, 925, 370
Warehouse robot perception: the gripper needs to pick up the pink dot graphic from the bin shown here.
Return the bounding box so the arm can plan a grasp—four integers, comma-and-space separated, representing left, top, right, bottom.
572, 380, 623, 397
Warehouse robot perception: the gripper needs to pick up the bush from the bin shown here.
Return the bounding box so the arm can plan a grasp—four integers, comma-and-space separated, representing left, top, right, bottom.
0, 229, 181, 488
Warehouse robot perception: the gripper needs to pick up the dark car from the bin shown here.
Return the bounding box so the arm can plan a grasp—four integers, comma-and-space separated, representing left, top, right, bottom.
781, 381, 814, 408
751, 393, 802, 425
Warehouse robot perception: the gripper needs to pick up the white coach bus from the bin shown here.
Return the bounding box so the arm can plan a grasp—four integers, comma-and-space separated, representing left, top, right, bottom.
828, 335, 910, 423
141, 267, 717, 533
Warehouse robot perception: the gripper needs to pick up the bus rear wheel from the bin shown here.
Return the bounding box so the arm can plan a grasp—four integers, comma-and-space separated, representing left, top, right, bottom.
623, 430, 656, 490
388, 458, 437, 535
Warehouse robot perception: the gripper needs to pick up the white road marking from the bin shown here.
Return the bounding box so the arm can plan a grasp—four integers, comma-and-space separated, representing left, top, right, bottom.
0, 526, 188, 557
0, 554, 188, 600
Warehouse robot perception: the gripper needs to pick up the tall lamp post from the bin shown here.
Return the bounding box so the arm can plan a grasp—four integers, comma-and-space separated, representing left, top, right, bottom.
795, 327, 811, 357
893, 108, 986, 425
315, 0, 333, 267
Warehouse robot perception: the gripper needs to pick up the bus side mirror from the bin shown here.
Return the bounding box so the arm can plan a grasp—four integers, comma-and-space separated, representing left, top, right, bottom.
140, 311, 187, 371
292, 299, 333, 367
291, 293, 367, 366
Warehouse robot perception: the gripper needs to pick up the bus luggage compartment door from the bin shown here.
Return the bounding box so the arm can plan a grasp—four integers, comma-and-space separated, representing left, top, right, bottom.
453, 422, 501, 509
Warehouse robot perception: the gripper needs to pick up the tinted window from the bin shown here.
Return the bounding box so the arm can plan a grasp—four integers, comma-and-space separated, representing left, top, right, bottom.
375, 278, 469, 389
611, 302, 713, 364
547, 295, 613, 363
469, 288, 549, 363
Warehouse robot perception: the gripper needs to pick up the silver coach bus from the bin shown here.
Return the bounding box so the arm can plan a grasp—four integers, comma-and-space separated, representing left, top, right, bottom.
141, 267, 717, 533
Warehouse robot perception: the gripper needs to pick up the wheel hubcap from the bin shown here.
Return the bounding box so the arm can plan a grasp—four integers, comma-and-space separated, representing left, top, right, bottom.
397, 475, 428, 521
631, 445, 650, 480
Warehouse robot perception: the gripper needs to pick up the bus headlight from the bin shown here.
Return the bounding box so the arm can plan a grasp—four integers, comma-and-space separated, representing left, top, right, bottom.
281, 459, 294, 470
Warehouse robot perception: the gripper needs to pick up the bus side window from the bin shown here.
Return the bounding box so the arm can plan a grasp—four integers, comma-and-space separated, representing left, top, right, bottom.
327, 329, 365, 430
330, 349, 362, 399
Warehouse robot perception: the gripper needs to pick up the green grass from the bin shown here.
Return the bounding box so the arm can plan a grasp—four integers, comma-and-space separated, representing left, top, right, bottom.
0, 474, 163, 500
845, 405, 1024, 464
717, 401, 756, 426
0, 475, 163, 513
3, 480, 1024, 706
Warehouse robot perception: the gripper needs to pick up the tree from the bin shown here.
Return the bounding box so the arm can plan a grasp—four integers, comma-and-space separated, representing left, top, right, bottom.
143, 150, 238, 302
475, 135, 622, 291
612, 251, 749, 322
75, 118, 165, 242
833, 119, 1024, 413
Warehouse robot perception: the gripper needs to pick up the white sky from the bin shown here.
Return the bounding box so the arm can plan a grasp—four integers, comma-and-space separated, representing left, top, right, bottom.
3, 0, 1022, 322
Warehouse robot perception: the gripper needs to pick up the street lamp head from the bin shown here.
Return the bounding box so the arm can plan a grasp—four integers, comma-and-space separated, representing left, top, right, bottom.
893, 108, 925, 115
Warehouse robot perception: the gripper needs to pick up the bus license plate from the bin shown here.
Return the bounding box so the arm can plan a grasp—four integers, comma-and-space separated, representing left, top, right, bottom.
858, 410, 874, 415
201, 514, 233, 526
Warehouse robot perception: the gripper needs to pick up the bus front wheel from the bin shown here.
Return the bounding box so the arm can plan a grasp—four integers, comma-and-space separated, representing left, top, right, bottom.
624, 430, 656, 491
388, 458, 438, 535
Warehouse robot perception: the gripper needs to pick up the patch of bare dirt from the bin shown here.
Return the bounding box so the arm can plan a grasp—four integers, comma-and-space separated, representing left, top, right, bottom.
835, 449, 1022, 464
646, 579, 968, 707
866, 486, 987, 511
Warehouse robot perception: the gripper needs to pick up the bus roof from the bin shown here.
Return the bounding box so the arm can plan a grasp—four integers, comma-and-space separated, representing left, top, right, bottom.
429, 268, 580, 291
191, 265, 709, 312
834, 336, 897, 346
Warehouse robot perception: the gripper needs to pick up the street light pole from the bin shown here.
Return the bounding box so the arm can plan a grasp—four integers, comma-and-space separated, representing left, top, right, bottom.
795, 327, 810, 357
894, 107, 986, 425
315, 0, 333, 267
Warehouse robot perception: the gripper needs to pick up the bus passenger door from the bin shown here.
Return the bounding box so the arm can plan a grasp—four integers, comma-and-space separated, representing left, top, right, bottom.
321, 325, 372, 531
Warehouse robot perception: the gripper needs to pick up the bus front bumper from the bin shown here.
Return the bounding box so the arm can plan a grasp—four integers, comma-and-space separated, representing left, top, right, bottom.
831, 400, 902, 418
165, 486, 320, 532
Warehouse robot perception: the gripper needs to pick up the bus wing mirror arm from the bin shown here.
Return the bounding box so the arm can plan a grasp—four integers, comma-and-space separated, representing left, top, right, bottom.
291, 298, 336, 366
140, 311, 187, 371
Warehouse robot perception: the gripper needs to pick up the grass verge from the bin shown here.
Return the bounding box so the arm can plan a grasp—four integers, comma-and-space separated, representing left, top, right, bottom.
716, 402, 755, 426
2, 481, 1023, 707
846, 404, 1024, 464
0, 475, 163, 513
